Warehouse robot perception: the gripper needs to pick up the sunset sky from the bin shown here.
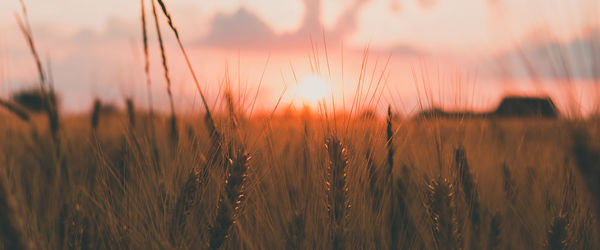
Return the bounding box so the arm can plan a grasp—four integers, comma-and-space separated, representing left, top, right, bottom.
0, 0, 598, 114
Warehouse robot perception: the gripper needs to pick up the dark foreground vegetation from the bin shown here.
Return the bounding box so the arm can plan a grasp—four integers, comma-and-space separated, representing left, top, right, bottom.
1, 101, 600, 249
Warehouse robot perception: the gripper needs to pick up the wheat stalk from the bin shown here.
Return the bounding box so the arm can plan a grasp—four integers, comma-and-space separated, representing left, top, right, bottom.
58, 203, 89, 249
325, 136, 349, 250
386, 105, 394, 176
125, 98, 135, 130
501, 162, 517, 205
454, 146, 481, 248
16, 0, 66, 186
427, 178, 461, 250
171, 167, 203, 244
150, 0, 178, 144
153, 0, 221, 149
365, 146, 381, 210
140, 0, 154, 121
286, 211, 306, 250
545, 213, 569, 250
487, 213, 501, 250
224, 90, 238, 129
91, 99, 101, 131
209, 147, 250, 249
569, 126, 600, 234
387, 105, 417, 249
0, 168, 34, 250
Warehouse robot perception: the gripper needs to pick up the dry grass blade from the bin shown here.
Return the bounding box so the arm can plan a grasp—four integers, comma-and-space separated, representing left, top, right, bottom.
209, 148, 250, 250
325, 136, 350, 250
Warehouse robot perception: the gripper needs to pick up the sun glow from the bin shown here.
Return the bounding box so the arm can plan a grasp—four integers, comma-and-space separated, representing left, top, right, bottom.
296, 75, 331, 104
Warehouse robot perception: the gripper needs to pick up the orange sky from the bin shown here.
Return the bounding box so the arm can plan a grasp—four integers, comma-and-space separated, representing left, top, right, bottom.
0, 0, 598, 115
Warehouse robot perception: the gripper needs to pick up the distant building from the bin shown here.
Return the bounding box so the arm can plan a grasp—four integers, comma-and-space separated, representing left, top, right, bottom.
491, 96, 558, 118
413, 95, 559, 120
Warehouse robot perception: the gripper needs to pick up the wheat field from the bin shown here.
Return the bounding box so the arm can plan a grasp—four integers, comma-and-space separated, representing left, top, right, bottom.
2, 0, 600, 249
0, 110, 599, 249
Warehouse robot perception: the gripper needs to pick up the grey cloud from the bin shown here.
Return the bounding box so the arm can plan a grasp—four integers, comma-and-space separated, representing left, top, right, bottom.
494, 29, 600, 80
198, 0, 371, 50
387, 44, 423, 56
201, 8, 277, 48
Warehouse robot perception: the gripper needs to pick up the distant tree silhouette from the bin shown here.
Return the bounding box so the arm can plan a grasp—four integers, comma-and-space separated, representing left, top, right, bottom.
413, 96, 559, 119
11, 88, 58, 113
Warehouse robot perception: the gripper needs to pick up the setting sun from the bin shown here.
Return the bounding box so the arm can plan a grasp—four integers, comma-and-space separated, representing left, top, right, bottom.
296, 75, 332, 103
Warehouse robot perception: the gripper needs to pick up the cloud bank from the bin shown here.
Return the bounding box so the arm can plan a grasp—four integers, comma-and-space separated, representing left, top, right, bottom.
199, 0, 371, 50
494, 29, 600, 80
